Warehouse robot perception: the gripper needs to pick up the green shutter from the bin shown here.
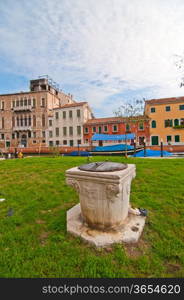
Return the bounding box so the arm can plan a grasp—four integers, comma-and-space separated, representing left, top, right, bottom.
152, 120, 156, 128
175, 135, 180, 142
151, 136, 159, 145
174, 119, 179, 126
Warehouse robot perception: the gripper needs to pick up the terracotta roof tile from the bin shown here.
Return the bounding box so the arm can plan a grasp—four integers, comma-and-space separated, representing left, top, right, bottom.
0, 90, 60, 99
53, 101, 87, 109
85, 115, 148, 125
145, 96, 184, 105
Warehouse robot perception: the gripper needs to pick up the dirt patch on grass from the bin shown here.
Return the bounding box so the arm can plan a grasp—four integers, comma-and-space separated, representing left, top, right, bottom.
39, 231, 49, 246
105, 247, 113, 253
166, 263, 181, 273
40, 210, 52, 214
36, 219, 45, 224
124, 239, 149, 258
40, 203, 75, 215
144, 169, 154, 175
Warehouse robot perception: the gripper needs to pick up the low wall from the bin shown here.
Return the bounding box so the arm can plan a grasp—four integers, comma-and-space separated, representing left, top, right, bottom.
1, 146, 91, 154
148, 145, 184, 152
1, 145, 184, 154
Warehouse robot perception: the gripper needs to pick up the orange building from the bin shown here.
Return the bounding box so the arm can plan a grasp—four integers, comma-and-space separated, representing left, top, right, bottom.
145, 97, 184, 146
83, 116, 150, 147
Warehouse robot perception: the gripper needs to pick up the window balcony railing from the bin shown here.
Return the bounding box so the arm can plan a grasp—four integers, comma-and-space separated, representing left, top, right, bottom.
173, 125, 184, 129
13, 105, 32, 112
13, 126, 32, 131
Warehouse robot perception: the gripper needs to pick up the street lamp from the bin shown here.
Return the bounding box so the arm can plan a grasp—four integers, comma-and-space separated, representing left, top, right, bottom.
160, 138, 163, 157
125, 133, 128, 158
143, 137, 146, 157
133, 137, 136, 157
77, 140, 81, 156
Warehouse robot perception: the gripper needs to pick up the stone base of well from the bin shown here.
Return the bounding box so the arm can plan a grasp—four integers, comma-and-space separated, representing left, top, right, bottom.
67, 204, 146, 248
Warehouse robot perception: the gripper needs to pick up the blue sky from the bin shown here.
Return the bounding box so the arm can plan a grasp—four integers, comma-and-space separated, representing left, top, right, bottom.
1, 0, 184, 117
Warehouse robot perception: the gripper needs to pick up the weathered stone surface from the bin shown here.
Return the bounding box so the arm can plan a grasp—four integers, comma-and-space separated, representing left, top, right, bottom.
66, 164, 136, 230
66, 163, 146, 247
67, 204, 146, 247
78, 161, 128, 172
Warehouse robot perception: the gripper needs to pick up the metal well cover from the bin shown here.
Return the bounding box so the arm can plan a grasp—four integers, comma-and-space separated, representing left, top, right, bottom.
78, 161, 128, 172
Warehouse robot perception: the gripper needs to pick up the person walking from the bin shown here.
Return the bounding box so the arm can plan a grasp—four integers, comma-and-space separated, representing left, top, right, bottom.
18, 151, 23, 159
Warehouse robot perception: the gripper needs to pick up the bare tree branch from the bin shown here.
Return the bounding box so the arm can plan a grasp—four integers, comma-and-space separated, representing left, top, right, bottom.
114, 98, 145, 117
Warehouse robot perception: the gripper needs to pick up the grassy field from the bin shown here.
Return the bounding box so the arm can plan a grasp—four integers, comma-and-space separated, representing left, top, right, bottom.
0, 156, 184, 278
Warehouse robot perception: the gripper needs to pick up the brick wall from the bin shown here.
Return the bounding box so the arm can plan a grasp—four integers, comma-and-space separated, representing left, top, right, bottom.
148, 145, 184, 152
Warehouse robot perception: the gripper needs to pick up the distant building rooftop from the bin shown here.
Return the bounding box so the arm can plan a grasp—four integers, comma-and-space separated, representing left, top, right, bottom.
53, 102, 88, 109
85, 115, 148, 125
145, 96, 184, 105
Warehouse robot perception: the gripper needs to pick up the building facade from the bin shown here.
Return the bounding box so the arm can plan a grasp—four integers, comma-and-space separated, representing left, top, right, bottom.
2, 77, 184, 153
47, 102, 93, 147
0, 77, 74, 150
145, 97, 184, 146
83, 116, 150, 146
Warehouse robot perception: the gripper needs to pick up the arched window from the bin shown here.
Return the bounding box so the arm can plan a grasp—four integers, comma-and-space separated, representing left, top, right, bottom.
24, 116, 27, 126
32, 98, 36, 108
24, 98, 27, 106
139, 122, 144, 130
174, 119, 179, 126
2, 117, 4, 128
33, 115, 36, 127
151, 120, 156, 128
12, 116, 15, 127
41, 98, 45, 107
126, 124, 130, 131
28, 115, 31, 126
20, 115, 23, 126
42, 114, 45, 127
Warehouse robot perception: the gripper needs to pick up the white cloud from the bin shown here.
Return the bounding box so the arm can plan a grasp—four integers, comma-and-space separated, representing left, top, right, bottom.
1, 0, 184, 116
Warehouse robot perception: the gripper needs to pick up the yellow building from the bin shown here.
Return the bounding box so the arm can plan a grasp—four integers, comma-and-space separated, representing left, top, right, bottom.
145, 97, 184, 146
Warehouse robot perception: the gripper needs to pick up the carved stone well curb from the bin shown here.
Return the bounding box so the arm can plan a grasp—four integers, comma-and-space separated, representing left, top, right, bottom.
66, 164, 146, 247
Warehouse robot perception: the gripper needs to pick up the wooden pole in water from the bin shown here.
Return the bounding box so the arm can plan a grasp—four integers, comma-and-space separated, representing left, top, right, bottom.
133, 137, 136, 157
78, 140, 80, 156
143, 137, 146, 157
38, 140, 42, 156
160, 138, 163, 157
125, 133, 128, 158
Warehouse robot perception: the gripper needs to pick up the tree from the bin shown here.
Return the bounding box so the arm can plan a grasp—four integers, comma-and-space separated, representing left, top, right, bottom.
114, 98, 145, 117
49, 146, 60, 157
173, 54, 184, 87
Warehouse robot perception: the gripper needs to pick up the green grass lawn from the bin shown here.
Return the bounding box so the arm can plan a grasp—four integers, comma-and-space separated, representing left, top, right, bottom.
0, 156, 184, 278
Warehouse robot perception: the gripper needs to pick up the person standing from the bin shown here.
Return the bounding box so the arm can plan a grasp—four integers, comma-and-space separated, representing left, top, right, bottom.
18, 151, 23, 159
14, 148, 18, 158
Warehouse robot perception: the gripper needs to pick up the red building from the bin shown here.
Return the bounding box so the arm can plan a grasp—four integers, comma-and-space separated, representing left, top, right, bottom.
83, 116, 150, 146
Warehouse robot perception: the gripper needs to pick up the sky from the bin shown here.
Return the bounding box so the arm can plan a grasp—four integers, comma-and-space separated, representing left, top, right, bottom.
1, 0, 184, 117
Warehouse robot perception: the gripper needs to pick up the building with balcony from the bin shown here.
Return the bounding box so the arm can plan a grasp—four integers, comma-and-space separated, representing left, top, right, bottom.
144, 97, 184, 146
0, 77, 74, 149
2, 76, 184, 153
